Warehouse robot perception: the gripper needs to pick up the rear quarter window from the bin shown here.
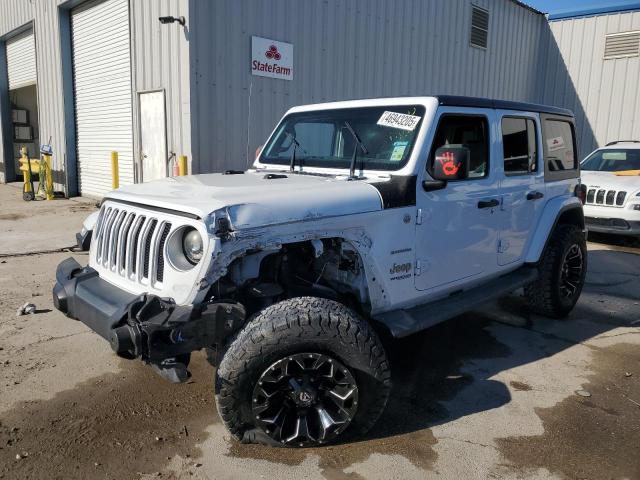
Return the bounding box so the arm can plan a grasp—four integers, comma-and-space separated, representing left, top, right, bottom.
542, 116, 578, 181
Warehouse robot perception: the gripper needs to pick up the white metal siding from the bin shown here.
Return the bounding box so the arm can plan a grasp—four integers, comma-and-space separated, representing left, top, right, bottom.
190, 0, 548, 174
544, 11, 640, 157
71, 0, 134, 197
6, 30, 36, 90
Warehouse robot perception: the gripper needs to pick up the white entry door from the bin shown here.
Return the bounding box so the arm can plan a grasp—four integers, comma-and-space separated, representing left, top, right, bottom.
139, 91, 168, 182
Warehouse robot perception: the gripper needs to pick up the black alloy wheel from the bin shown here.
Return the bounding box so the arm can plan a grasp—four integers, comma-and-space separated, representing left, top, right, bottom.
560, 243, 584, 298
252, 352, 358, 446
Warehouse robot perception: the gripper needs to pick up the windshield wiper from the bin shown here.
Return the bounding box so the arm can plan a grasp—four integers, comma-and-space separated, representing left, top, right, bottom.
344, 121, 368, 180
285, 131, 300, 173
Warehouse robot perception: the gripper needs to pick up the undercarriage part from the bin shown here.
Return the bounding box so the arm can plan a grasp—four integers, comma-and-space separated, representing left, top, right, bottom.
112, 295, 247, 363
151, 355, 192, 383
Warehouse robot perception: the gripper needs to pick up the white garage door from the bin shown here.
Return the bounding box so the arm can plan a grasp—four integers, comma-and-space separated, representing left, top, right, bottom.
71, 0, 134, 197
6, 30, 36, 90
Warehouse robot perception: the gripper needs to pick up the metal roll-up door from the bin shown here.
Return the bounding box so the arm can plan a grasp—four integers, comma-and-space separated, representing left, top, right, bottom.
71, 0, 134, 197
6, 30, 37, 90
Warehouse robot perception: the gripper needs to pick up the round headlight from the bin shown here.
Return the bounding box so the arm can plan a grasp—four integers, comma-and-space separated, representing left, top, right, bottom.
182, 228, 203, 265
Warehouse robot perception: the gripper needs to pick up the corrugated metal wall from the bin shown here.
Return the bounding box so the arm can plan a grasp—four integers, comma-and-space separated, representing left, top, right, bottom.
0, 0, 80, 191
542, 11, 640, 157
2, 0, 636, 189
189, 0, 548, 173
0, 0, 191, 194
130, 0, 191, 176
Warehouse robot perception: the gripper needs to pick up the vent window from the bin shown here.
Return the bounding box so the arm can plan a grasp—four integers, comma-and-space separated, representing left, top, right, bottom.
604, 31, 640, 59
470, 5, 489, 49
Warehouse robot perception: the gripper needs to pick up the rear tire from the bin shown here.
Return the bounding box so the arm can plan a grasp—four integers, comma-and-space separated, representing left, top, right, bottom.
525, 224, 587, 318
214, 296, 391, 447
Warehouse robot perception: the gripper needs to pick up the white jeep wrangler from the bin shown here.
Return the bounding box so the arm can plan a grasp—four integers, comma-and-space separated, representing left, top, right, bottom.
54, 96, 587, 447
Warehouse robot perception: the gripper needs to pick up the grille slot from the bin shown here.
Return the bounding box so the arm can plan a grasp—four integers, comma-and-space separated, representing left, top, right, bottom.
595, 190, 605, 204
605, 190, 615, 205
131, 216, 146, 275
156, 223, 172, 283
143, 219, 158, 279
92, 205, 173, 289
586, 189, 595, 203
616, 191, 627, 206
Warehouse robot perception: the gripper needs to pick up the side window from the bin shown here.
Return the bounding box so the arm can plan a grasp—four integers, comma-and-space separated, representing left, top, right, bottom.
429, 115, 489, 179
501, 117, 537, 175
543, 119, 577, 172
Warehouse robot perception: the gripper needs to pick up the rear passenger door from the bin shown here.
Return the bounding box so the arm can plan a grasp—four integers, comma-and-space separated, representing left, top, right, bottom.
497, 112, 545, 266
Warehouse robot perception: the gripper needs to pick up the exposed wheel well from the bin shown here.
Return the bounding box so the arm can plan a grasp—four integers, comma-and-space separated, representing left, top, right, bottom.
556, 205, 585, 230
207, 238, 371, 318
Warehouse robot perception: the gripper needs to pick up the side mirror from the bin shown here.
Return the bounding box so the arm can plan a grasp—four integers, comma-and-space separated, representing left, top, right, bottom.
431, 145, 470, 181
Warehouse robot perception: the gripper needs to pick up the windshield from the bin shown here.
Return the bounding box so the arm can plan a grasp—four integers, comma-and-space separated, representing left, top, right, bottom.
581, 148, 640, 172
259, 105, 426, 171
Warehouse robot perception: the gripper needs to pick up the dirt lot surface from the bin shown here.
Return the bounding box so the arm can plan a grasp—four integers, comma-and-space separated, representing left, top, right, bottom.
0, 184, 639, 479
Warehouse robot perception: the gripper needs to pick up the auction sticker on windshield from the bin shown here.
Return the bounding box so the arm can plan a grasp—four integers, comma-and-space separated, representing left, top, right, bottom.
390, 141, 409, 161
377, 111, 421, 131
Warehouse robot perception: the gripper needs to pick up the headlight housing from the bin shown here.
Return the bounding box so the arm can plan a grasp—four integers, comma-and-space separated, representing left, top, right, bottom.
182, 228, 203, 265
166, 226, 204, 271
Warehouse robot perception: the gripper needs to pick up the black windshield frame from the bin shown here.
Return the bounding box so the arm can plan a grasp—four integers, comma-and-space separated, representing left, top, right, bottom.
259, 105, 426, 172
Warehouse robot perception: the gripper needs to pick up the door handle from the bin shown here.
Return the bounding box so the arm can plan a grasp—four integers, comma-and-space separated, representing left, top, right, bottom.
526, 191, 544, 201
477, 198, 499, 209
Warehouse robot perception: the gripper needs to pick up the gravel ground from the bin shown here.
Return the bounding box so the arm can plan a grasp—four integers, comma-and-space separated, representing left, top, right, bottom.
0, 184, 638, 480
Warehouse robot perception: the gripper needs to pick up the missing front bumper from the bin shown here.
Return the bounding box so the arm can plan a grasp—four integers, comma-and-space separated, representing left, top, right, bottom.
52, 257, 245, 379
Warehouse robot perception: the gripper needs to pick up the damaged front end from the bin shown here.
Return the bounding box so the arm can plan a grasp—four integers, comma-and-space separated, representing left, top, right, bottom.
53, 257, 245, 383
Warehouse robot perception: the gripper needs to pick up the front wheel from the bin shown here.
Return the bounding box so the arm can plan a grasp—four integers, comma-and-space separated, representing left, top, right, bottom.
525, 224, 587, 318
214, 297, 391, 447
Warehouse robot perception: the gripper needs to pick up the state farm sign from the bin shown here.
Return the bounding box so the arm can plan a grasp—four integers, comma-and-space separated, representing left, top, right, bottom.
251, 36, 293, 81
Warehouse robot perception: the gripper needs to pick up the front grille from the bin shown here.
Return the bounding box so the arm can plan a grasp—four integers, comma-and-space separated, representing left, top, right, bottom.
586, 188, 628, 207
93, 206, 171, 285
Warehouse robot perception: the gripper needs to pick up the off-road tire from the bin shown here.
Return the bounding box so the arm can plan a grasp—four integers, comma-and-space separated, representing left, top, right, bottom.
214, 296, 391, 446
525, 224, 587, 318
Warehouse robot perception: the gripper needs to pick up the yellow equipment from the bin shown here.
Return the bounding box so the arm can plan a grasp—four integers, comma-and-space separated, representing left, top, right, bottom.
20, 147, 35, 201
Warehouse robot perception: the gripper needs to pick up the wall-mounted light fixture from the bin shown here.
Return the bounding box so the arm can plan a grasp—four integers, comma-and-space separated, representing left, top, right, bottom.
158, 16, 185, 26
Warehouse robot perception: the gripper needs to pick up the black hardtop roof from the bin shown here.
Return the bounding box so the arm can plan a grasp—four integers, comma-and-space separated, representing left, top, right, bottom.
437, 95, 574, 118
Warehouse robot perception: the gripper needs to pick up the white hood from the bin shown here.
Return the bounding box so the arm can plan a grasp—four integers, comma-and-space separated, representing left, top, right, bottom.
106, 171, 384, 229
581, 170, 640, 193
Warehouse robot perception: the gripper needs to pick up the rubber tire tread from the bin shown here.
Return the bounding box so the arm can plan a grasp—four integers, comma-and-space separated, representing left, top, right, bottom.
214, 296, 391, 445
525, 224, 587, 318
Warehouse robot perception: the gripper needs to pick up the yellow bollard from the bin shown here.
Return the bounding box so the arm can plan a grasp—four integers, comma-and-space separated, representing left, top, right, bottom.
111, 151, 119, 189
44, 154, 54, 200
178, 155, 188, 176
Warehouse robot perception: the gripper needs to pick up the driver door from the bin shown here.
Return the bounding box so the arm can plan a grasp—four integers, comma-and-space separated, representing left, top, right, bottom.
415, 108, 501, 291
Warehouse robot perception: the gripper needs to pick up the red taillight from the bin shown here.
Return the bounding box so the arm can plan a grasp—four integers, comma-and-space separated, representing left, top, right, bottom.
575, 184, 587, 205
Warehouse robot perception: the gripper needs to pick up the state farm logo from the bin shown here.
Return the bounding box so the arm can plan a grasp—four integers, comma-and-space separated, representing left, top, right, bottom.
252, 36, 293, 80
265, 45, 281, 61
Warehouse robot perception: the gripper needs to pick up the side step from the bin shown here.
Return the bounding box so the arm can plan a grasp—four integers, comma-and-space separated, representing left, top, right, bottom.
373, 266, 538, 338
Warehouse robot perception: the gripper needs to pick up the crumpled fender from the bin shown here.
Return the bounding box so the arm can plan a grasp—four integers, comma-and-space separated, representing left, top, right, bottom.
524, 195, 584, 264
